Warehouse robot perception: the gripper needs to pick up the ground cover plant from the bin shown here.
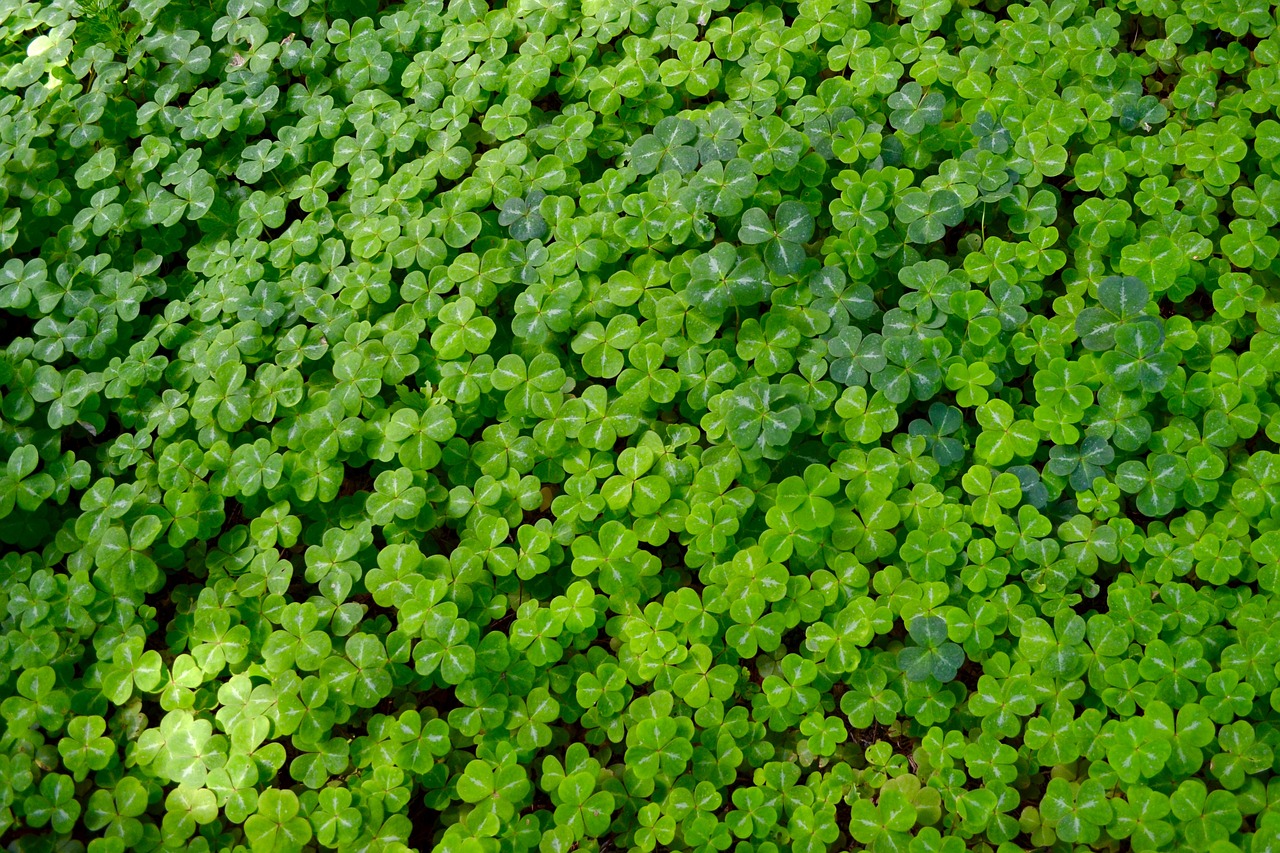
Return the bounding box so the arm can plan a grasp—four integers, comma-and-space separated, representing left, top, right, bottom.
3, 0, 1280, 849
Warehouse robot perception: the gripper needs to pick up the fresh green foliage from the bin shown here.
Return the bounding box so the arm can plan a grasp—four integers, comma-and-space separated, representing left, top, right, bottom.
2, 0, 1280, 852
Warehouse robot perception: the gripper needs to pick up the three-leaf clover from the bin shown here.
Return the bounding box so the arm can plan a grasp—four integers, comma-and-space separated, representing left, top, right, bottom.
899, 615, 965, 682
738, 201, 815, 275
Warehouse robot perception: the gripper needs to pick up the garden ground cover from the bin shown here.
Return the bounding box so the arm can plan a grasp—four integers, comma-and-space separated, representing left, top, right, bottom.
2, 0, 1280, 851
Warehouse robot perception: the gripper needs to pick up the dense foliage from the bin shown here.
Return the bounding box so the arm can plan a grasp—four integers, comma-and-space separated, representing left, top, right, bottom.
3, 0, 1280, 850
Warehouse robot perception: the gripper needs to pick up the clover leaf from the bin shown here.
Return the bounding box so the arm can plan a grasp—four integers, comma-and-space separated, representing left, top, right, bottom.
738, 201, 815, 275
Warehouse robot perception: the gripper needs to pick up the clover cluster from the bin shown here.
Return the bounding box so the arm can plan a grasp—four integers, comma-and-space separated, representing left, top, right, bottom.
1, 0, 1279, 851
